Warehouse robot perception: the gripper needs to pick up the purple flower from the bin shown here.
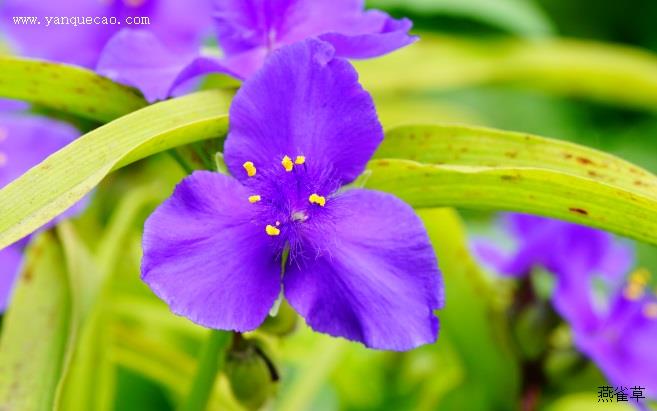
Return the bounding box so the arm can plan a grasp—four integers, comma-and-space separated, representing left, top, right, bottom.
0, 0, 212, 68
573, 270, 657, 398
141, 39, 442, 351
474, 213, 657, 397
0, 105, 81, 310
96, 0, 417, 102
475, 213, 633, 327
210, 0, 417, 78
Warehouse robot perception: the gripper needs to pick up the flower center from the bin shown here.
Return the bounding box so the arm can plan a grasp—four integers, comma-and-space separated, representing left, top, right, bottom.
624, 268, 650, 301
241, 155, 333, 237
621, 268, 657, 320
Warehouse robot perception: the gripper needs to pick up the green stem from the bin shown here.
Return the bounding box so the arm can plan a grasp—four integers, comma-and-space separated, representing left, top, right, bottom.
180, 330, 232, 411
168, 149, 195, 174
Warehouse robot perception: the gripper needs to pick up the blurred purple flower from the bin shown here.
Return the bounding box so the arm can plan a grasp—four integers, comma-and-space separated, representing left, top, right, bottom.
474, 213, 657, 397
0, 105, 82, 310
141, 39, 442, 351
573, 269, 657, 398
96, 0, 417, 102
0, 0, 212, 68
474, 213, 633, 327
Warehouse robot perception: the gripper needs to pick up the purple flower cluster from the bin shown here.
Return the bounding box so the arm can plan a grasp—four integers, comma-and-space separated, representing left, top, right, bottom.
99, 0, 416, 101
1, 0, 416, 102
141, 39, 443, 350
0, 0, 212, 68
475, 213, 657, 397
0, 100, 82, 310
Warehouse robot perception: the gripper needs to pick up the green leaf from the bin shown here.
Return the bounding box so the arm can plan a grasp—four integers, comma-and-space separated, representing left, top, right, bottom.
368, 0, 555, 37
375, 123, 657, 199
54, 223, 114, 411
0, 56, 147, 122
545, 393, 636, 411
365, 159, 657, 245
0, 90, 230, 249
417, 208, 519, 410
356, 35, 657, 112
0, 233, 71, 411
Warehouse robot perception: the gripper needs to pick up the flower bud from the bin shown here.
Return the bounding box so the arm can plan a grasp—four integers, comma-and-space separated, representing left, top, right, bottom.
226, 342, 277, 410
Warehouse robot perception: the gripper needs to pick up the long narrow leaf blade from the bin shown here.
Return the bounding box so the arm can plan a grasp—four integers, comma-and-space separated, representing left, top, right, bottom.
0, 233, 71, 411
356, 35, 657, 111
376, 123, 657, 199
0, 56, 146, 122
0, 90, 230, 249
365, 160, 657, 245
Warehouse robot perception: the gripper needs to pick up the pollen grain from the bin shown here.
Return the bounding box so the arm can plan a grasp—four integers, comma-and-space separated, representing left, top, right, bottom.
624, 282, 645, 301
282, 155, 294, 172
309, 193, 326, 207
630, 268, 650, 285
266, 225, 281, 236
243, 161, 257, 177
643, 302, 657, 319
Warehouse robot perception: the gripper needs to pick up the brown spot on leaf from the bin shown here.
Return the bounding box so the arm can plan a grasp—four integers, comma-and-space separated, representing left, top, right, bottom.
576, 156, 594, 166
569, 207, 589, 216
505, 151, 518, 159
22, 267, 33, 283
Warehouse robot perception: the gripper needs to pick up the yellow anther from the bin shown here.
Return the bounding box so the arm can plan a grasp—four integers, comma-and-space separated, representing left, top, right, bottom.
624, 282, 645, 301
643, 302, 657, 319
294, 155, 306, 165
248, 195, 261, 203
309, 193, 326, 207
630, 268, 651, 286
265, 225, 281, 236
243, 161, 256, 177
281, 155, 294, 172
